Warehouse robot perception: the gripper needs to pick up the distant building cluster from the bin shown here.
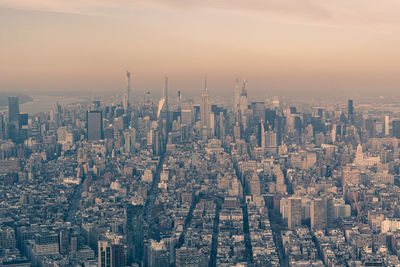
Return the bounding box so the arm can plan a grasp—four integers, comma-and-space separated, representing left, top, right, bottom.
3, 75, 400, 266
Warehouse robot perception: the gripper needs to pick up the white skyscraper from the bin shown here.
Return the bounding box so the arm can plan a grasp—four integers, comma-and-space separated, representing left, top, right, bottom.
385, 115, 390, 136
234, 78, 240, 120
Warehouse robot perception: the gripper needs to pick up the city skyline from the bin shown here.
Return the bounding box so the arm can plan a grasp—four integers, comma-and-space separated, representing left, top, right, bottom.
3, 2, 400, 267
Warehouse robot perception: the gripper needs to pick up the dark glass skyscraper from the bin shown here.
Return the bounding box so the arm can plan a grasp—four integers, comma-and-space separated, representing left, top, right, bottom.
348, 99, 354, 124
0, 114, 4, 139
8, 96, 20, 143
348, 99, 353, 115
393, 120, 400, 139
19, 113, 29, 142
126, 204, 143, 264
364, 118, 376, 138
86, 111, 103, 141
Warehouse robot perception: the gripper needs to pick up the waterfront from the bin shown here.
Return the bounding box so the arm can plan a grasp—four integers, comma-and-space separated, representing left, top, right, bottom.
1, 94, 87, 115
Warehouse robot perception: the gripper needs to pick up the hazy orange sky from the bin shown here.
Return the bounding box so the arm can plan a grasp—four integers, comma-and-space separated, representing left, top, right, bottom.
1, 0, 400, 95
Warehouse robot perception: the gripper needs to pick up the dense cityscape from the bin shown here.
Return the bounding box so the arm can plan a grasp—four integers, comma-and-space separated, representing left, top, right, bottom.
1, 73, 400, 267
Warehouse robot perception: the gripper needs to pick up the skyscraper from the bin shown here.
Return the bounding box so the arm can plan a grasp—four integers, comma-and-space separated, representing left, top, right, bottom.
123, 71, 131, 112
145, 240, 169, 267
19, 113, 28, 142
311, 198, 327, 229
0, 114, 4, 140
239, 80, 248, 118
200, 77, 211, 138
86, 111, 103, 141
126, 204, 143, 264
258, 120, 265, 148
251, 101, 265, 121
265, 109, 276, 130
347, 99, 353, 114
8, 96, 20, 143
326, 197, 334, 227
164, 76, 170, 130
348, 99, 354, 124
385, 115, 390, 136
164, 76, 168, 115
123, 128, 136, 153
331, 124, 337, 143
364, 118, 376, 138
288, 197, 302, 229
393, 120, 400, 139
233, 122, 241, 141
177, 90, 182, 113
112, 244, 126, 267
98, 240, 112, 267
234, 78, 240, 120
265, 131, 277, 154
97, 243, 126, 267
249, 172, 261, 196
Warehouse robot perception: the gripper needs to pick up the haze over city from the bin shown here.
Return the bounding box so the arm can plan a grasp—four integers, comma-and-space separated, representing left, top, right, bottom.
1, 0, 400, 95
4, 2, 400, 267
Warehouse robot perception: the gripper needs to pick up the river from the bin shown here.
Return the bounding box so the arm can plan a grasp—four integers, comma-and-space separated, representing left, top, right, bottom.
0, 94, 87, 115
20, 95, 87, 115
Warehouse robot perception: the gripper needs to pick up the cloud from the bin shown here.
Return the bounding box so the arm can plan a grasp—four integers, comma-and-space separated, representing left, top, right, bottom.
0, 0, 105, 16
1, 0, 400, 27
0, 0, 330, 18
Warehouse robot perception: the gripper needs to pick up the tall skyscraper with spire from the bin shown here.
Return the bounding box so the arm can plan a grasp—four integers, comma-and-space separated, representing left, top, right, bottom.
239, 80, 248, 129
177, 90, 182, 113
201, 76, 211, 138
240, 80, 248, 116
234, 78, 240, 121
164, 76, 168, 114
123, 71, 132, 112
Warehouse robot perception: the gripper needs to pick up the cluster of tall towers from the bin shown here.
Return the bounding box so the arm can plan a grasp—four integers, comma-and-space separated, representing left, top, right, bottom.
82, 74, 252, 146
234, 79, 249, 128
1, 96, 28, 144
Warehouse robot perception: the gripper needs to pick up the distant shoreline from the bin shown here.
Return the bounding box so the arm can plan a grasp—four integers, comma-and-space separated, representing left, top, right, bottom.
0, 94, 88, 115
0, 93, 33, 107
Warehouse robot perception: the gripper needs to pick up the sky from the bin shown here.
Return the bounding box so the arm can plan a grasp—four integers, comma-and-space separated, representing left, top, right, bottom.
1, 0, 400, 96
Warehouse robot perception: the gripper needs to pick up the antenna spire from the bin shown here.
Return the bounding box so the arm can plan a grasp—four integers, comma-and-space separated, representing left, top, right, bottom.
165, 76, 168, 111
126, 71, 132, 111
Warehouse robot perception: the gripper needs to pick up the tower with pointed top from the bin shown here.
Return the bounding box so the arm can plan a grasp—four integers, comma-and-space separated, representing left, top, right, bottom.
240, 80, 248, 116
234, 78, 240, 121
177, 90, 182, 113
260, 120, 265, 149
164, 76, 168, 114
201, 76, 211, 138
123, 71, 132, 112
164, 76, 171, 131
240, 80, 248, 129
